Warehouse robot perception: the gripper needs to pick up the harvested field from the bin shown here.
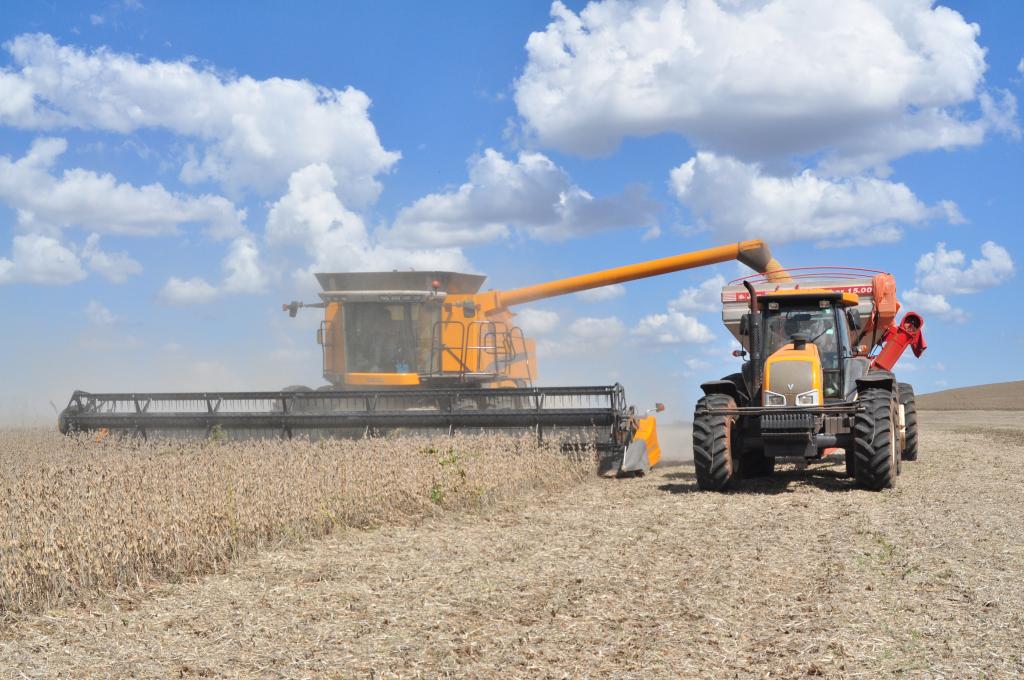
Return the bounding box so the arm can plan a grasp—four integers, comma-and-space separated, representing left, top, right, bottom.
2, 412, 1023, 678
0, 431, 587, 615
917, 379, 1024, 411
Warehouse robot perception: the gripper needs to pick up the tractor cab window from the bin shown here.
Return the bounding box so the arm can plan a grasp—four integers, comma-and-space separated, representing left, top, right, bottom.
763, 304, 842, 399
344, 302, 435, 374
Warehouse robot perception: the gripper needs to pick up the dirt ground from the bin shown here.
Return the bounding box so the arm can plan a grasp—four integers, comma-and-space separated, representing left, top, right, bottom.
2, 411, 1023, 679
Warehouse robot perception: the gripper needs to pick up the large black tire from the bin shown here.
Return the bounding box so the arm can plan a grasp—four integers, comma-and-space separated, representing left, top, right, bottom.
693, 393, 739, 491
853, 387, 899, 490
898, 381, 919, 461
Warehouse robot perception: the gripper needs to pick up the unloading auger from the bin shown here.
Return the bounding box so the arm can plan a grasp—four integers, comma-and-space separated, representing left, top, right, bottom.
60, 240, 786, 475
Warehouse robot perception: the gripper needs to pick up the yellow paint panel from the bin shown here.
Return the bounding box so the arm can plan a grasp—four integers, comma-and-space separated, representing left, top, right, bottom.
634, 416, 661, 468
345, 372, 421, 386
763, 342, 823, 405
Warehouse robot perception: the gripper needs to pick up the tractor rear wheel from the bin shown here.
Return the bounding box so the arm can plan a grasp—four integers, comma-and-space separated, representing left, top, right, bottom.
853, 387, 899, 490
898, 381, 919, 462
693, 393, 739, 491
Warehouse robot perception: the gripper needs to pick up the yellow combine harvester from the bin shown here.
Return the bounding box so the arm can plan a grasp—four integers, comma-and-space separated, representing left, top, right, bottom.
61, 240, 785, 475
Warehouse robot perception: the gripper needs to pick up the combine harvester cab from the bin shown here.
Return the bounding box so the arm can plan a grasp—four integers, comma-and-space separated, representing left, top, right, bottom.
694, 268, 926, 491
61, 240, 786, 477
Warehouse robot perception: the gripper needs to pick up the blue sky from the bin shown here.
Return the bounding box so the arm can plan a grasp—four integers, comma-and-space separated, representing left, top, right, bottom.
0, 0, 1021, 424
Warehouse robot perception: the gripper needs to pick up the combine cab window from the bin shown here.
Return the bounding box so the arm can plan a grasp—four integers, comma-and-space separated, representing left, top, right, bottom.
763, 304, 842, 399
344, 303, 436, 374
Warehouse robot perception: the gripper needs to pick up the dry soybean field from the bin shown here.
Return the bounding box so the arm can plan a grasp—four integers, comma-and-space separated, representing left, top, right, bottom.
2, 412, 1023, 679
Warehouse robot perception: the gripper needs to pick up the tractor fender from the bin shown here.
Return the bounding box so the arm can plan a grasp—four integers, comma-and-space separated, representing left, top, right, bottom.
855, 370, 896, 395
700, 379, 742, 403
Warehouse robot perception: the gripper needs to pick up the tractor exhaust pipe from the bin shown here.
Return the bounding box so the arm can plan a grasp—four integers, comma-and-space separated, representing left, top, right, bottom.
743, 280, 764, 401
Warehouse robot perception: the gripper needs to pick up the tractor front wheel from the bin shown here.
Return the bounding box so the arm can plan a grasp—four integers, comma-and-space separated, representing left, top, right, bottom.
693, 393, 739, 491
898, 382, 919, 462
853, 387, 899, 490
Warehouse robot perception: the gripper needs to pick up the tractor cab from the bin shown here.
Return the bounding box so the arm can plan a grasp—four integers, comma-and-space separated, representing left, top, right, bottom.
758, 290, 861, 404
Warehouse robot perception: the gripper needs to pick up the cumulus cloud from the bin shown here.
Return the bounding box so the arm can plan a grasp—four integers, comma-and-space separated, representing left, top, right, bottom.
901, 289, 967, 323
632, 310, 714, 345
669, 152, 960, 245
0, 33, 399, 204
901, 241, 1015, 323
158, 235, 269, 304
669, 274, 725, 312
515, 0, 1004, 169
85, 300, 116, 325
576, 283, 626, 301
514, 308, 560, 335
0, 138, 245, 239
82, 234, 142, 283
267, 163, 469, 285
387, 149, 658, 247
914, 241, 1015, 295
0, 233, 85, 285
221, 237, 268, 294
540, 315, 626, 356
159, 276, 220, 305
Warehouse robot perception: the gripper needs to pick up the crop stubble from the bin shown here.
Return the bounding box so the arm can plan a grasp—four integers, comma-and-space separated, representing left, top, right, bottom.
2, 412, 1023, 679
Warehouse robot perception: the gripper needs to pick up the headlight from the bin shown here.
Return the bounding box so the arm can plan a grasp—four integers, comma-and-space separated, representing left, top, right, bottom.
795, 390, 819, 406
765, 391, 786, 406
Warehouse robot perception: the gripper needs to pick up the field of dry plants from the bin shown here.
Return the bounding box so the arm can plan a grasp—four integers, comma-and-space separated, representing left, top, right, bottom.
0, 431, 587, 615
2, 411, 1023, 679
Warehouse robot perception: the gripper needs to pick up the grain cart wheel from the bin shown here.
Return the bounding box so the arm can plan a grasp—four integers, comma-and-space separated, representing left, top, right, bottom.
898, 382, 919, 461
852, 387, 899, 491
693, 393, 739, 491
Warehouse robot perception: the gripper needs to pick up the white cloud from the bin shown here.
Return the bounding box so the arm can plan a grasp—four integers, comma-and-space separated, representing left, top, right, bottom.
915, 241, 1015, 295
669, 152, 959, 245
632, 310, 714, 345
388, 149, 658, 247
901, 289, 967, 323
157, 235, 270, 303
82, 233, 142, 283
0, 233, 85, 285
568, 316, 625, 341
577, 283, 625, 301
540, 315, 625, 356
85, 300, 116, 325
1018, 58, 1024, 75
1, 33, 399, 204
89, 14, 105, 26
669, 274, 725, 312
515, 0, 1001, 169
0, 138, 245, 239
514, 308, 560, 335
159, 276, 220, 305
221, 237, 267, 294
266, 163, 469, 285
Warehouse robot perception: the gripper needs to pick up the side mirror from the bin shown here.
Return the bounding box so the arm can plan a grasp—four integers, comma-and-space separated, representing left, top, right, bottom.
846, 308, 862, 331
739, 313, 751, 336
